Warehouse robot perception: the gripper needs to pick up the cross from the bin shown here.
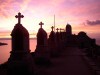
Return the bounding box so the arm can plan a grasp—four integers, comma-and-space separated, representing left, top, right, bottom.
56, 28, 59, 32
15, 12, 24, 24
51, 26, 54, 31
39, 21, 44, 28
60, 28, 62, 32
60, 28, 64, 32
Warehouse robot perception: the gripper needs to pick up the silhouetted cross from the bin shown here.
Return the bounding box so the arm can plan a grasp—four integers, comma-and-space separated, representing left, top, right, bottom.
60, 28, 64, 32
15, 12, 24, 24
39, 22, 44, 28
51, 26, 54, 31
56, 28, 59, 32
60, 28, 62, 32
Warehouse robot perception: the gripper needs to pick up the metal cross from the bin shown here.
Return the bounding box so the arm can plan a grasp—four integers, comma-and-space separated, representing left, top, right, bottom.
39, 21, 44, 28
51, 26, 54, 31
15, 12, 24, 24
56, 28, 59, 32
60, 28, 64, 32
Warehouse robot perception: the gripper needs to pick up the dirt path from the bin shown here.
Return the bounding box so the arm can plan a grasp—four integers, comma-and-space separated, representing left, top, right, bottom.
44, 47, 93, 75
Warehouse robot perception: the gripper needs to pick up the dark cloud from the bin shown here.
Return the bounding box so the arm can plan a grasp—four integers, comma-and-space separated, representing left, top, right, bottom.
86, 20, 100, 25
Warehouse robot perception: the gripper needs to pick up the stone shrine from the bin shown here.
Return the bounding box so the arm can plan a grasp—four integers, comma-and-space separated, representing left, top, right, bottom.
35, 22, 50, 65
48, 26, 57, 57
8, 12, 34, 75
55, 28, 62, 53
66, 23, 72, 36
65, 23, 73, 46
56, 28, 60, 41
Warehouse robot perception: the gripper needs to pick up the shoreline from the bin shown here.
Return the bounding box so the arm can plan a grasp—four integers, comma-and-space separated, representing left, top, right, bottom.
0, 42, 8, 46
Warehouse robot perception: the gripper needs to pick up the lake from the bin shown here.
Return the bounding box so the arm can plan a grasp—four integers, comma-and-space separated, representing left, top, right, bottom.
0, 37, 100, 64
0, 39, 37, 64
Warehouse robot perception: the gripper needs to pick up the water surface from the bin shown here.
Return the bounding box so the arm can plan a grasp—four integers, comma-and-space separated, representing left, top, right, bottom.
0, 39, 37, 64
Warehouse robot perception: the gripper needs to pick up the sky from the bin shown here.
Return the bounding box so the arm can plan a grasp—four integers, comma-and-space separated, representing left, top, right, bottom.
0, 0, 100, 38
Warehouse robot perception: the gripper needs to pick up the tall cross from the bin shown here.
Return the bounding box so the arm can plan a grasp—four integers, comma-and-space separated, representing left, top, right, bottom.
39, 21, 44, 28
15, 12, 24, 24
56, 28, 59, 32
51, 26, 54, 31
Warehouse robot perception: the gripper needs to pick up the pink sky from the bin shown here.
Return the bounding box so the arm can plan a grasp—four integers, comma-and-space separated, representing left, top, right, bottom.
0, 0, 100, 38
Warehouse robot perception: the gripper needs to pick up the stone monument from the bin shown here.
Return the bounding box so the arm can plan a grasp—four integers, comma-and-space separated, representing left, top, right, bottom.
35, 22, 50, 65
8, 12, 34, 75
48, 26, 57, 57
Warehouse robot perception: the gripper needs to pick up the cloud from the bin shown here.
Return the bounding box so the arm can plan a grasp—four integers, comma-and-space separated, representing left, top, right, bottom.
0, 0, 30, 18
86, 20, 100, 25
0, 0, 20, 18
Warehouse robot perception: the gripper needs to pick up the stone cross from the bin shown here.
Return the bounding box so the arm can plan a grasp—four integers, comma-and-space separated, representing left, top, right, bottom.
60, 28, 64, 32
39, 22, 44, 28
60, 28, 62, 32
56, 28, 59, 32
51, 26, 54, 31
15, 12, 24, 24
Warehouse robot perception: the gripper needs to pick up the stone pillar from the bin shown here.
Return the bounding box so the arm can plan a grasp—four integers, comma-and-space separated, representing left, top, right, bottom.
7, 12, 34, 75
35, 22, 50, 65
48, 26, 57, 57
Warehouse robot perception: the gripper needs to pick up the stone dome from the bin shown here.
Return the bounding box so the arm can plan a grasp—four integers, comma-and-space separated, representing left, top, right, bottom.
66, 24, 72, 30
37, 28, 47, 46
11, 23, 29, 37
66, 23, 72, 35
37, 28, 47, 37
78, 31, 86, 36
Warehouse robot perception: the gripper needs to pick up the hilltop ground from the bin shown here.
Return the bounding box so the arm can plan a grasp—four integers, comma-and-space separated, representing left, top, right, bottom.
0, 47, 100, 75
34, 47, 95, 75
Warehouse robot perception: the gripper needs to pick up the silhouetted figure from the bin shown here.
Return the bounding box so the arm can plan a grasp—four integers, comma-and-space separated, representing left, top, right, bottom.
8, 12, 34, 75
35, 22, 50, 66
48, 26, 57, 57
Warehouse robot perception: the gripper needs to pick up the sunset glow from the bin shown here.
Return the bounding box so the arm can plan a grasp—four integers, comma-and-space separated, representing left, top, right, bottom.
0, 0, 100, 38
